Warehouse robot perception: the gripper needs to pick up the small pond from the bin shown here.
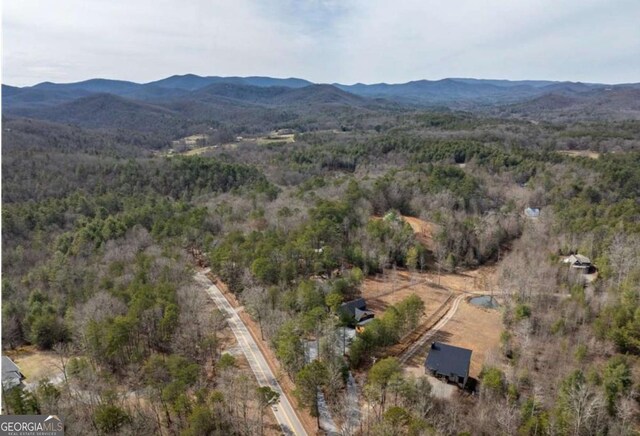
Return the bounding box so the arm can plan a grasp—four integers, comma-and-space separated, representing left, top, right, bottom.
469, 295, 500, 309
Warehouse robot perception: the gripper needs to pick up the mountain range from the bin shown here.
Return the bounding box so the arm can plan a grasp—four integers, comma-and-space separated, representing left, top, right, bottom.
3, 74, 640, 131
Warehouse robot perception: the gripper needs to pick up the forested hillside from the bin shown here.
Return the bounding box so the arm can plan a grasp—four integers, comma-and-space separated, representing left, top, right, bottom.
2, 95, 640, 435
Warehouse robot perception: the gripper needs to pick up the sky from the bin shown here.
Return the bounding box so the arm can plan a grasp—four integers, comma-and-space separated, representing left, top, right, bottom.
3, 0, 640, 86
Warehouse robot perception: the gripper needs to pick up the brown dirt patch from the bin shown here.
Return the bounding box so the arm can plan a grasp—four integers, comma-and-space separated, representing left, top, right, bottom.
362, 267, 496, 304
401, 216, 436, 251
371, 215, 437, 253
362, 271, 451, 322
403, 300, 503, 380
358, 262, 500, 368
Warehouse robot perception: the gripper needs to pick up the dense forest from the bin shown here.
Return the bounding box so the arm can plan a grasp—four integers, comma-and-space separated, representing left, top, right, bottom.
2, 90, 640, 435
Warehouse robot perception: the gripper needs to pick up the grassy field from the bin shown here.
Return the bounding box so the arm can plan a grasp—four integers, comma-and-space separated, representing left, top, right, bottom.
168, 131, 295, 157
557, 149, 601, 159
182, 145, 221, 155
255, 133, 295, 145
6, 346, 62, 383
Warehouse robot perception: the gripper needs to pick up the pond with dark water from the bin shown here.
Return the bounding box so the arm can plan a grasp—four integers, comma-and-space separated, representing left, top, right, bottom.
469, 295, 500, 309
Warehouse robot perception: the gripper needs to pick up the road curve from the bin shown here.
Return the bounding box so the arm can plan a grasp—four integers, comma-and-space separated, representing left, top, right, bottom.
399, 294, 465, 365
195, 270, 308, 436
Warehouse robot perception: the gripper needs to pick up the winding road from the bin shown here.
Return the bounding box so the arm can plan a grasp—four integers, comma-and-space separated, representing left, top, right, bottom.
195, 270, 308, 436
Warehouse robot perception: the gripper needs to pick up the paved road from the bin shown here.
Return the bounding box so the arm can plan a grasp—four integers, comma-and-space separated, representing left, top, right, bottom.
399, 294, 465, 364
195, 270, 308, 436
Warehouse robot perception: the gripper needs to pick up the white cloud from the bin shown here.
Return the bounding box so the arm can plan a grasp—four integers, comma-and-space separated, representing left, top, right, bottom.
335, 0, 640, 83
2, 0, 639, 85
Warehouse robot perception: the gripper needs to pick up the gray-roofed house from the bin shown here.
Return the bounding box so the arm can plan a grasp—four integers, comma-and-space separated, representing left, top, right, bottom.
425, 342, 472, 388
2, 356, 25, 390
339, 298, 374, 329
563, 254, 592, 270
524, 207, 540, 218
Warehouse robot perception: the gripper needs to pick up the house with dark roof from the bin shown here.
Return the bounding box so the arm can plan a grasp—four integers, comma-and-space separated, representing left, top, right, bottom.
2, 356, 25, 390
339, 298, 374, 329
425, 342, 472, 388
563, 254, 593, 272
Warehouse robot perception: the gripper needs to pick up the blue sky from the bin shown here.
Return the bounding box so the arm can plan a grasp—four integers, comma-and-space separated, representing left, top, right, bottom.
3, 0, 639, 86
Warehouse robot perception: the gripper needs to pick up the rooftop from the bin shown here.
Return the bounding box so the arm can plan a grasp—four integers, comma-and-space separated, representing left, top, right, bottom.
2, 356, 22, 378
2, 356, 25, 389
524, 207, 540, 217
339, 298, 367, 317
564, 254, 591, 265
425, 342, 472, 378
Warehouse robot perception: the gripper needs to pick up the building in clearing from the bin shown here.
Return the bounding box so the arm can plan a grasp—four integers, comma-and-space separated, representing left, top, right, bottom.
524, 207, 541, 218
563, 254, 592, 271
425, 342, 472, 388
339, 298, 374, 331
2, 356, 25, 390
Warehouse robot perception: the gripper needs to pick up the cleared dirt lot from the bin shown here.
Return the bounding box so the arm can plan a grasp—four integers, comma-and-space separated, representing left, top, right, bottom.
403, 299, 503, 380
362, 271, 451, 322
360, 213, 501, 378
362, 266, 496, 308
360, 266, 500, 367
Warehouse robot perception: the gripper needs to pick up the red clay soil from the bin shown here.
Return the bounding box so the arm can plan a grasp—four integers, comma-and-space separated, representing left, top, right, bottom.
209, 275, 319, 435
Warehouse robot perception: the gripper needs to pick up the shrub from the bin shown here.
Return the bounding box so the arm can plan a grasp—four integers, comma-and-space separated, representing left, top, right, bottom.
94, 404, 131, 434
514, 304, 531, 321
480, 366, 505, 396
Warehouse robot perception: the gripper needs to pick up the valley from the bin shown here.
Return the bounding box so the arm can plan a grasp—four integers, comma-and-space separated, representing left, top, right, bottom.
2, 74, 640, 435
3, 0, 640, 433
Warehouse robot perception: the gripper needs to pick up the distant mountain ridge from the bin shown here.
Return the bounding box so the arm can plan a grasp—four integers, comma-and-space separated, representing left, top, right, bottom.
333, 78, 611, 106
147, 74, 313, 90
2, 78, 384, 132
5, 74, 638, 107
3, 74, 640, 130
496, 87, 640, 120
